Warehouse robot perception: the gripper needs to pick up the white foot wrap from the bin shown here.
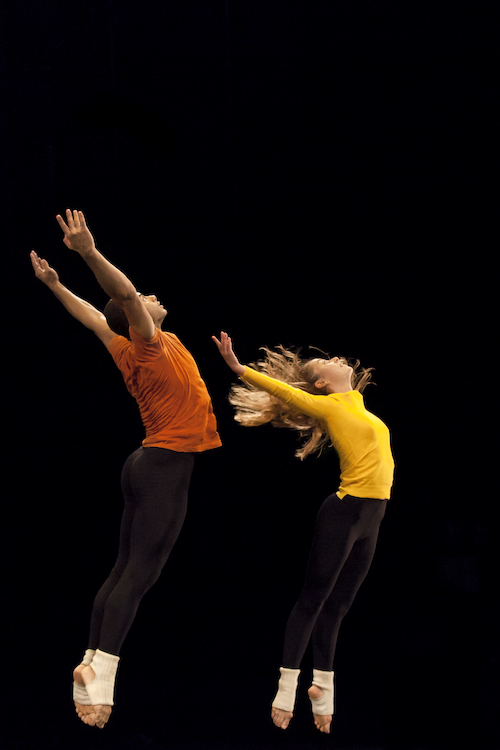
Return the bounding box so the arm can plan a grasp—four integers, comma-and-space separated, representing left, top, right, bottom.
73, 683, 91, 706
82, 648, 96, 666
272, 667, 301, 713
85, 649, 120, 707
310, 669, 335, 716
73, 649, 96, 706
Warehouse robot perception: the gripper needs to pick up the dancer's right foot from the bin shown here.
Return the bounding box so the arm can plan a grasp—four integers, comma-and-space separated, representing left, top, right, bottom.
271, 707, 293, 730
307, 685, 332, 734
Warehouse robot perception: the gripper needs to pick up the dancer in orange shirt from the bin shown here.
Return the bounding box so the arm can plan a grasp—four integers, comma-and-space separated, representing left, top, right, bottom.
31, 210, 221, 729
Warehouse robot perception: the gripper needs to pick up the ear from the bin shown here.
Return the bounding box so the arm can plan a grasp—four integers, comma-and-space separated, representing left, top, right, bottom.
314, 378, 327, 390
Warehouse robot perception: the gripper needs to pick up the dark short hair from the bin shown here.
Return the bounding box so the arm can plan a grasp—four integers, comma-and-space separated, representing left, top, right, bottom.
104, 299, 130, 339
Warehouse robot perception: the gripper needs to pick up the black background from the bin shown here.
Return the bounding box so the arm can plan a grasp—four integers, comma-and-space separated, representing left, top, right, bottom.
2, 2, 496, 749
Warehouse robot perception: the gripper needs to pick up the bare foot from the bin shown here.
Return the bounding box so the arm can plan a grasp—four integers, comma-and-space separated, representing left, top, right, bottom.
307, 685, 332, 734
78, 665, 112, 729
271, 706, 293, 730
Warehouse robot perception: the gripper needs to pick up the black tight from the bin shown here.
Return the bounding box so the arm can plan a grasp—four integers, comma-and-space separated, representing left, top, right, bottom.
88, 447, 195, 655
282, 493, 386, 672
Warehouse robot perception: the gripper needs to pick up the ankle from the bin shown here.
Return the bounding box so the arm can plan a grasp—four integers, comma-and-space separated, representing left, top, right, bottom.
272, 667, 301, 713
309, 669, 334, 716
84, 650, 120, 706
82, 649, 96, 666
308, 684, 324, 695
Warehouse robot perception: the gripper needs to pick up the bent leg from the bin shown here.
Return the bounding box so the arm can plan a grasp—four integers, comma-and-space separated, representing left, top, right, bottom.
86, 449, 140, 650
311, 526, 381, 671
73, 448, 194, 727
96, 448, 194, 654
282, 494, 360, 669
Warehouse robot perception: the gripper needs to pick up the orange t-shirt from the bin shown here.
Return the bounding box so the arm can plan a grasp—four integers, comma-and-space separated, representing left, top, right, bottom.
108, 327, 222, 453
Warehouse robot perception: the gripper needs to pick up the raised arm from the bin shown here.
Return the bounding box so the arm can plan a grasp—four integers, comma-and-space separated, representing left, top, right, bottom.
55, 209, 155, 339
212, 331, 329, 420
30, 251, 116, 346
211, 331, 246, 376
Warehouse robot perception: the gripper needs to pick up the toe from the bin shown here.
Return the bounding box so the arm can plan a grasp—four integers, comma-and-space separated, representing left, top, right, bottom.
313, 714, 332, 734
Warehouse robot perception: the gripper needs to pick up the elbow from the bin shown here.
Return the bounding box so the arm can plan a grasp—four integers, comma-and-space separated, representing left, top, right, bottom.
112, 287, 137, 304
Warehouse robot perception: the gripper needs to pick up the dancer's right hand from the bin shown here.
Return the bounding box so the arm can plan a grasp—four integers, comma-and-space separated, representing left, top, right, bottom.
56, 209, 96, 258
212, 331, 246, 376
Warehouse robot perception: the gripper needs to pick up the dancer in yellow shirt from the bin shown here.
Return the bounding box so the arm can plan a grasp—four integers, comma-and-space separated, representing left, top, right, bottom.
213, 331, 395, 735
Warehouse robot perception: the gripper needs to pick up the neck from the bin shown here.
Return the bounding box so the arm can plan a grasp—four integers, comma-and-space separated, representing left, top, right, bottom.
326, 378, 353, 394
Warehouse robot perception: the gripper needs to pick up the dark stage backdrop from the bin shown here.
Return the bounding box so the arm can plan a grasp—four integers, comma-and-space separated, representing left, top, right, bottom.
2, 2, 496, 749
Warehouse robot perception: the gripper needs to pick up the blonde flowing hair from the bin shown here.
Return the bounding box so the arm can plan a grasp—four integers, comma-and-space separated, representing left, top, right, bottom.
229, 346, 374, 460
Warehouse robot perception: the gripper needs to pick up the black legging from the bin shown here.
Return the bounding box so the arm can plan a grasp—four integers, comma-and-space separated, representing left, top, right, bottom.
88, 447, 195, 655
283, 493, 387, 672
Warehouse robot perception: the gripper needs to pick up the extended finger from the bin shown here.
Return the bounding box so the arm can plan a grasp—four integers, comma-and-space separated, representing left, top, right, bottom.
56, 213, 70, 233
65, 208, 75, 229
73, 209, 81, 228
78, 210, 87, 228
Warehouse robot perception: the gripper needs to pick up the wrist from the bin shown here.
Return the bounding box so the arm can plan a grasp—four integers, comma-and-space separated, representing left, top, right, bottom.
78, 244, 98, 261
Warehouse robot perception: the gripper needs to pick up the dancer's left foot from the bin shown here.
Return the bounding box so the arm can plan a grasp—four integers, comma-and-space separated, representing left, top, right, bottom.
73, 665, 98, 726
307, 685, 332, 734
80, 665, 112, 729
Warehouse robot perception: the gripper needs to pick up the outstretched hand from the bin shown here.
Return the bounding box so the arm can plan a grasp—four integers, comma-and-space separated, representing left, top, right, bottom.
30, 250, 59, 286
56, 209, 96, 257
212, 331, 246, 376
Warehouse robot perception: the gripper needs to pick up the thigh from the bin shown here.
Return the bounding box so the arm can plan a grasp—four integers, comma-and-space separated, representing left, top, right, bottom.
109, 448, 144, 572
301, 494, 360, 598
126, 448, 195, 565
324, 523, 381, 611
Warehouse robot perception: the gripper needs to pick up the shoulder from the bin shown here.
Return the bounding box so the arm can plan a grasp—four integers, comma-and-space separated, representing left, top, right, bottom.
105, 334, 132, 365
125, 327, 175, 364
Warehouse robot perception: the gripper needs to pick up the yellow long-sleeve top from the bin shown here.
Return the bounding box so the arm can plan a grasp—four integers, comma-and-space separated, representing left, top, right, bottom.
240, 367, 395, 500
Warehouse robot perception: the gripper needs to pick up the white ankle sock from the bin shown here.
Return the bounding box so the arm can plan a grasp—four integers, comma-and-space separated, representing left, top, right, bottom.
271, 667, 301, 713
85, 649, 120, 706
310, 669, 335, 715
73, 682, 91, 705
73, 649, 97, 706
82, 648, 96, 666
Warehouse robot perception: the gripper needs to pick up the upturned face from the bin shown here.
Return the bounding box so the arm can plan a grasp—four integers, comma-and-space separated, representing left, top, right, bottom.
309, 357, 354, 393
139, 293, 168, 325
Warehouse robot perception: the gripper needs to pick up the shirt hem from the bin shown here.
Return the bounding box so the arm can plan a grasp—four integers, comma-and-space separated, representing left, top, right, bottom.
142, 438, 222, 453
337, 487, 392, 500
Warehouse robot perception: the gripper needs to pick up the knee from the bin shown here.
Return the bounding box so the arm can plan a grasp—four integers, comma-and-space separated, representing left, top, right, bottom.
322, 593, 355, 620
296, 588, 330, 619
113, 564, 162, 601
